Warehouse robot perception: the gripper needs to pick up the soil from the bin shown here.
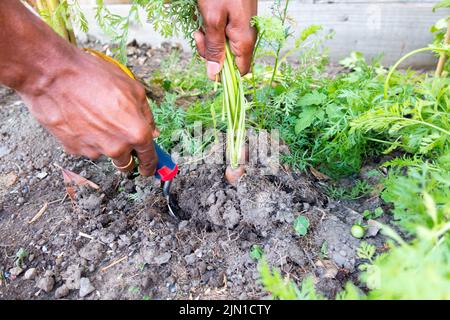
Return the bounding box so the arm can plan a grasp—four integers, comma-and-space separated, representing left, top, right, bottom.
0, 39, 388, 300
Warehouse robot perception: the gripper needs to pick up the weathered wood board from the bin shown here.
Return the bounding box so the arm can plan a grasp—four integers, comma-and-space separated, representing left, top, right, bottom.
76, 1, 450, 68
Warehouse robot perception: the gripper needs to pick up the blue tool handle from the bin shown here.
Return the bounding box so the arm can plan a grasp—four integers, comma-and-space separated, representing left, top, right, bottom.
154, 141, 178, 181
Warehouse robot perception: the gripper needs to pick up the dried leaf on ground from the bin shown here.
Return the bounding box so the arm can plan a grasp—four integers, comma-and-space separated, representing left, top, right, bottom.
310, 167, 330, 181
56, 165, 99, 200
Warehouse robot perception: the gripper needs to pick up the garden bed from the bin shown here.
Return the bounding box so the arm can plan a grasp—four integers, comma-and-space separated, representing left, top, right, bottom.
0, 42, 388, 300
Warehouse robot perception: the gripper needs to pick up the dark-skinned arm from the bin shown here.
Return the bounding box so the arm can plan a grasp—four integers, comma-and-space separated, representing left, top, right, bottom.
0, 0, 158, 175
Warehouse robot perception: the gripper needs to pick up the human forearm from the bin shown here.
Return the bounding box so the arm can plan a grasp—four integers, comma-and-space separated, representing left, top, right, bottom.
0, 0, 159, 176
0, 0, 78, 95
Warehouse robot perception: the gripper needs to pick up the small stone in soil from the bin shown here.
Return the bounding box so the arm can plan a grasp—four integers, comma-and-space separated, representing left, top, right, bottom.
0, 145, 10, 158
63, 265, 82, 290
36, 171, 48, 179
184, 253, 196, 265
366, 219, 382, 237
55, 285, 70, 299
168, 283, 176, 293
9, 266, 24, 277
23, 268, 37, 280
79, 277, 95, 298
178, 220, 189, 231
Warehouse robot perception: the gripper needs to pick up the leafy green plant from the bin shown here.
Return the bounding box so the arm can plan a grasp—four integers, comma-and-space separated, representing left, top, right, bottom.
362, 207, 384, 220
293, 216, 309, 236
319, 241, 329, 259
151, 92, 219, 155
364, 219, 450, 299
356, 242, 381, 289
26, 0, 82, 44
258, 257, 325, 300
323, 180, 372, 200
381, 153, 450, 234
151, 50, 213, 96
260, 189, 450, 300
93, 0, 199, 63
15, 248, 28, 268
250, 245, 264, 261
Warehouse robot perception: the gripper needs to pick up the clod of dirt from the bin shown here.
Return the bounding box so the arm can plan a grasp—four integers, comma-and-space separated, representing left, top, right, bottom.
366, 219, 382, 237
314, 216, 359, 271
223, 201, 240, 229
78, 193, 103, 211
264, 236, 306, 267
55, 285, 70, 299
79, 277, 95, 298
78, 241, 105, 263
316, 260, 339, 279
37, 275, 55, 293
62, 265, 82, 290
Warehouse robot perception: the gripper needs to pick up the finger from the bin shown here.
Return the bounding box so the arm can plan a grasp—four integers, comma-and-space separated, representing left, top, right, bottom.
153, 127, 160, 138
83, 148, 102, 160
62, 145, 79, 156
203, 13, 227, 80
226, 0, 257, 76
227, 28, 257, 76
134, 142, 158, 177
141, 99, 160, 138
111, 152, 135, 173
193, 30, 206, 60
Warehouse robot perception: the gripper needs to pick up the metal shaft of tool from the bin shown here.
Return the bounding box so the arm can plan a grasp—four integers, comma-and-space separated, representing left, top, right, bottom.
162, 180, 177, 219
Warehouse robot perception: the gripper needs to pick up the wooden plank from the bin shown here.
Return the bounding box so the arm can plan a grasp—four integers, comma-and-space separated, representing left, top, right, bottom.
270, 2, 449, 67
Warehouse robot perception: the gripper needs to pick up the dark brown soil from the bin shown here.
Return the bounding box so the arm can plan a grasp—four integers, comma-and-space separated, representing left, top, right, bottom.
0, 40, 388, 300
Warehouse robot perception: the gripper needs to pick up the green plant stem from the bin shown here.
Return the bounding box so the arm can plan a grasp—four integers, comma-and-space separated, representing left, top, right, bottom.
33, 0, 77, 45
360, 116, 450, 136
222, 43, 247, 169
269, 0, 290, 89
45, 0, 70, 41
384, 46, 449, 98
251, 31, 264, 102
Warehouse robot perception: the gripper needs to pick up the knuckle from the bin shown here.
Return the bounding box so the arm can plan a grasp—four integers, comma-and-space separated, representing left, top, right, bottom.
43, 116, 64, 128
135, 84, 147, 100
86, 151, 101, 160
206, 43, 223, 58
128, 126, 150, 146
106, 145, 127, 159
232, 32, 256, 56
204, 13, 224, 31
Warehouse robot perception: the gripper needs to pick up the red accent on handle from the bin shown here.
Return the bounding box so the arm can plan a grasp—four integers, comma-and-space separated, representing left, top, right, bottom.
156, 164, 179, 182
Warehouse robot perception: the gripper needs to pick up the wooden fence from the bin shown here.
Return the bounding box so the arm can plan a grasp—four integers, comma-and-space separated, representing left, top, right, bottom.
77, 0, 450, 68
